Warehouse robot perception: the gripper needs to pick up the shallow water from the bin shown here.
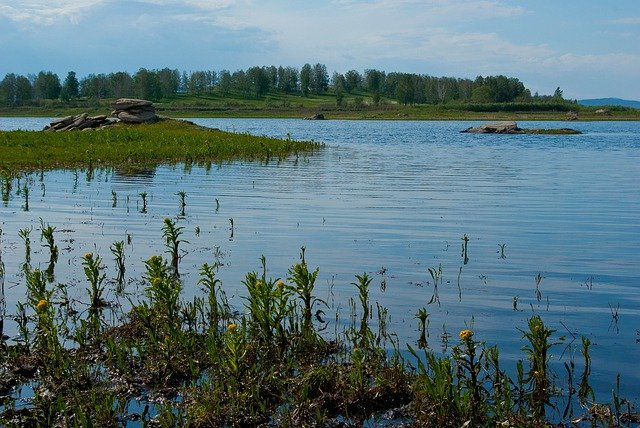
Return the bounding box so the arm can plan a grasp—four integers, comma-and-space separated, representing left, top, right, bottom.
1, 117, 639, 406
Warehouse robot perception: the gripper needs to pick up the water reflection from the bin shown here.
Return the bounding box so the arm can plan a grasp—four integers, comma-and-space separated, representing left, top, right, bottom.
0, 118, 639, 404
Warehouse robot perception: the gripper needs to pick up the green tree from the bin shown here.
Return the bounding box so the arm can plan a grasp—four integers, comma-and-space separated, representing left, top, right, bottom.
60, 71, 79, 101
344, 69, 362, 93
34, 71, 61, 100
311, 63, 329, 94
247, 66, 269, 98
300, 63, 311, 97
553, 86, 563, 100
218, 70, 232, 96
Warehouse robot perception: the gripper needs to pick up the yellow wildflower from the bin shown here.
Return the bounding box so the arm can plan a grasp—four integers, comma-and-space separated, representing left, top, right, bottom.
83, 252, 93, 260
276, 280, 286, 288
459, 329, 473, 341
36, 299, 48, 311
228, 323, 237, 331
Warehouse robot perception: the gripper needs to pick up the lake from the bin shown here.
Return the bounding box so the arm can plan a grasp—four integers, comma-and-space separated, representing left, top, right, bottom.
1, 117, 639, 408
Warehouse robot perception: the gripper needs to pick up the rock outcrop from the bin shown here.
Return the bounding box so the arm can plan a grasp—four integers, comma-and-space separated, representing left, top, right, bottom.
461, 121, 581, 135
44, 99, 157, 131
44, 114, 119, 132
111, 98, 157, 123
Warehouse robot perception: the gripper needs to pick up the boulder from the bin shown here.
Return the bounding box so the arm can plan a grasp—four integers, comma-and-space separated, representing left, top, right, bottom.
462, 121, 522, 134
304, 113, 325, 120
111, 98, 157, 123
111, 98, 153, 110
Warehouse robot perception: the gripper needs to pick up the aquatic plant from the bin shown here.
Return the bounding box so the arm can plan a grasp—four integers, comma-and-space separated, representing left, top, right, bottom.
177, 190, 187, 216
162, 217, 188, 277
139, 191, 148, 213
110, 240, 126, 289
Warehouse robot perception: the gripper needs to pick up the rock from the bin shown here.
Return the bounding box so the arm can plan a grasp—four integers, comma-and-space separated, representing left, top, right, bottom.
461, 121, 581, 135
111, 98, 157, 123
462, 121, 522, 134
305, 113, 325, 120
111, 98, 153, 110
117, 109, 157, 123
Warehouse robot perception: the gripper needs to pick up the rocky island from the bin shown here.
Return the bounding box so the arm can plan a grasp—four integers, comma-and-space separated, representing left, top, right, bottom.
461, 121, 581, 135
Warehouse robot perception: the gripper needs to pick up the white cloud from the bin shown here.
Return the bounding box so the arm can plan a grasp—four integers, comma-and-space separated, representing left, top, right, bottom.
0, 0, 106, 25
609, 16, 640, 25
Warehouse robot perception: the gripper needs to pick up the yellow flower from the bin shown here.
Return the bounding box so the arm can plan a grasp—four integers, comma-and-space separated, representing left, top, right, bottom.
459, 329, 473, 341
276, 280, 286, 288
36, 299, 48, 311
83, 252, 93, 260
227, 323, 237, 331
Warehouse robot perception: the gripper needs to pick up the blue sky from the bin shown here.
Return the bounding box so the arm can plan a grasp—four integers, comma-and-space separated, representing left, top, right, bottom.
1, 0, 639, 99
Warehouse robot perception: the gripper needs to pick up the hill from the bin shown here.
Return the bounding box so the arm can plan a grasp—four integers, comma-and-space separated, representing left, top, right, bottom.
578, 98, 640, 108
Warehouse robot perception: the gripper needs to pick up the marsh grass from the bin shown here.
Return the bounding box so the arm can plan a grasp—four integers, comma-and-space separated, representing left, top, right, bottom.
0, 118, 323, 172
0, 219, 637, 426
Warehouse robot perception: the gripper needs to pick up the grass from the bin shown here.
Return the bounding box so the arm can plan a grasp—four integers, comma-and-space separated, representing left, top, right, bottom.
2, 92, 639, 121
0, 219, 638, 426
0, 118, 323, 173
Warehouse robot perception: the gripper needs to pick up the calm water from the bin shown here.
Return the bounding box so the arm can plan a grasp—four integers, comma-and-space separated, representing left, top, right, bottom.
1, 117, 639, 404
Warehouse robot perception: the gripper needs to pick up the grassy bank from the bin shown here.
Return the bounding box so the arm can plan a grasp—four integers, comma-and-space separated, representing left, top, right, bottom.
2, 93, 639, 121
0, 220, 637, 426
0, 118, 323, 172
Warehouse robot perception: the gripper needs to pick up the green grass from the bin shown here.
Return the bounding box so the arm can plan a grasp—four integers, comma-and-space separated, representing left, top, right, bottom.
0, 118, 323, 172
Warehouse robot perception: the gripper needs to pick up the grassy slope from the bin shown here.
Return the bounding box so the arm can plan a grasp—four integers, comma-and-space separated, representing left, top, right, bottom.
0, 118, 322, 172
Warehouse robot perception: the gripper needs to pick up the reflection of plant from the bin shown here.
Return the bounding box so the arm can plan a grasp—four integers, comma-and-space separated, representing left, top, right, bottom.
416, 308, 429, 349
428, 264, 442, 306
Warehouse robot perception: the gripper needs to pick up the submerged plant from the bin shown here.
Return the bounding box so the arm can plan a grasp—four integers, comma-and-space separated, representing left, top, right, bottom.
288, 248, 323, 339
19, 226, 32, 266
416, 307, 430, 349
461, 234, 469, 265
139, 191, 148, 213
162, 217, 188, 277
177, 190, 187, 217
521, 315, 555, 420
22, 183, 29, 211
40, 219, 58, 264
110, 240, 126, 290
82, 252, 107, 309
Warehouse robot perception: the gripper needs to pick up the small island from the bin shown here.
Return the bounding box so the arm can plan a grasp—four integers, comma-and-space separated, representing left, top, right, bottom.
461, 121, 581, 135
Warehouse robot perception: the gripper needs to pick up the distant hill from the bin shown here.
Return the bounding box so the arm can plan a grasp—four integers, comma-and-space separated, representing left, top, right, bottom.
578, 98, 640, 108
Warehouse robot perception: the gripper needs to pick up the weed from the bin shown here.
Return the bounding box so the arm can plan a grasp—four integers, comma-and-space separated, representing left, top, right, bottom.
428, 264, 442, 306
521, 315, 555, 420
461, 234, 469, 265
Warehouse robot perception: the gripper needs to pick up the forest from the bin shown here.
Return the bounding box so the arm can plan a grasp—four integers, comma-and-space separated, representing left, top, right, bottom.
0, 64, 566, 108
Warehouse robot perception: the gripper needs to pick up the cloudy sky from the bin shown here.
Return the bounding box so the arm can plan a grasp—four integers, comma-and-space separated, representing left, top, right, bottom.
1, 0, 639, 99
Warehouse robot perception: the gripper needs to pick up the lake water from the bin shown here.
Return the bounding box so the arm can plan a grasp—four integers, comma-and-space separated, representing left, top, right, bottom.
1, 117, 639, 407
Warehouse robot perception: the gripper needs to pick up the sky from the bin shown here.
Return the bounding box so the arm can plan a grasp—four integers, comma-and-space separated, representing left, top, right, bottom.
0, 0, 639, 100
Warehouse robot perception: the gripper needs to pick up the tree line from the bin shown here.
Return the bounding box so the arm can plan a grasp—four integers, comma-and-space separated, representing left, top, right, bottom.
0, 65, 564, 107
